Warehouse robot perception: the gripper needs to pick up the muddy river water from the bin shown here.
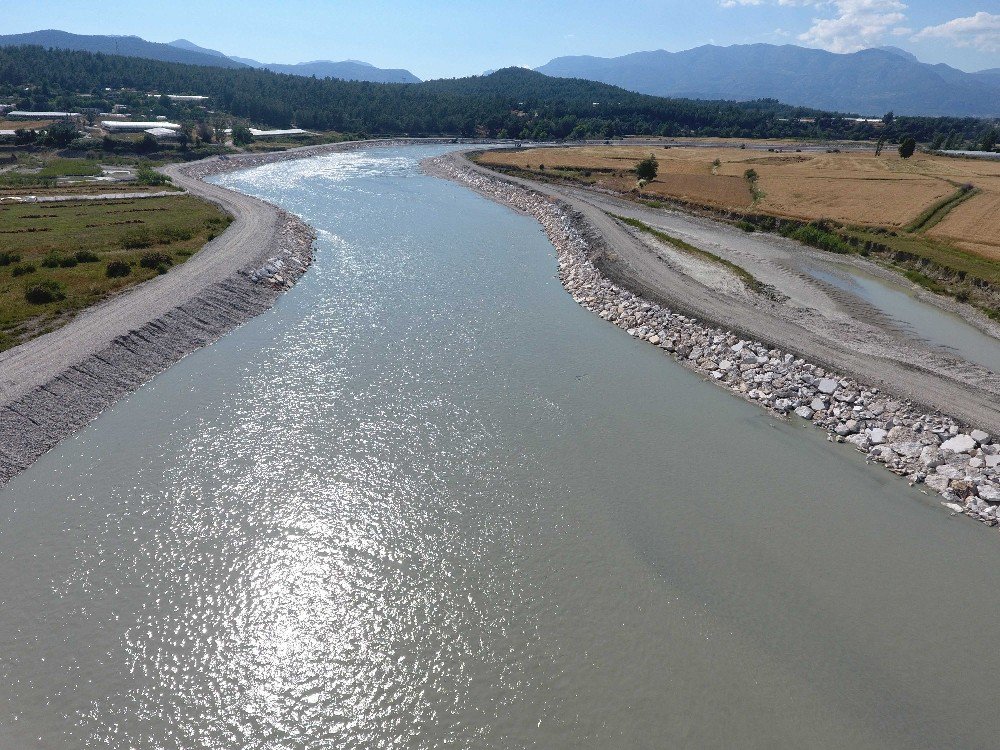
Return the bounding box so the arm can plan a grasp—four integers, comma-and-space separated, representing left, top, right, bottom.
1, 145, 999, 749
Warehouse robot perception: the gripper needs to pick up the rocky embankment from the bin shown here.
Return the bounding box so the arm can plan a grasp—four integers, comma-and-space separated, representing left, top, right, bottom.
0, 158, 320, 484
430, 156, 1000, 530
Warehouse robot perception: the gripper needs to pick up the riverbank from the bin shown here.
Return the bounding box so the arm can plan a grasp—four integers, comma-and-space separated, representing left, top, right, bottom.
0, 138, 455, 484
427, 152, 1000, 529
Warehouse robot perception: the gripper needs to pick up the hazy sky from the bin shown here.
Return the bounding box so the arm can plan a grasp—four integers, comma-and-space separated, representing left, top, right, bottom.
5, 0, 999, 78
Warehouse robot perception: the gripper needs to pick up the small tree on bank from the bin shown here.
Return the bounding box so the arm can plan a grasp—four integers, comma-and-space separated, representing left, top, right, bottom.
898, 136, 916, 159
232, 126, 254, 147
635, 155, 658, 181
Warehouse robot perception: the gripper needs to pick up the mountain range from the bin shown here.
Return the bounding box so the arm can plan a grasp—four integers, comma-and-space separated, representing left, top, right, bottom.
2, 30, 998, 117
0, 30, 421, 84
535, 44, 1000, 118
0, 30, 247, 68
170, 39, 420, 83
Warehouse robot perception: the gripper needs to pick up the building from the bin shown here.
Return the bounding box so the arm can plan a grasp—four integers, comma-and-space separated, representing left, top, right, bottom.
8, 111, 80, 119
102, 121, 182, 132
144, 127, 181, 140
248, 128, 310, 138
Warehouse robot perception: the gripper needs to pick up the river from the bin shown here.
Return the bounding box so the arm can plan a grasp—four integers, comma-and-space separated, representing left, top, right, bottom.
1, 145, 999, 749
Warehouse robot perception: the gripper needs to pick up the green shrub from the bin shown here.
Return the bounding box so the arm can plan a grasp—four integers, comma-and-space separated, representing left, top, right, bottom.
74, 250, 100, 263
58, 256, 78, 268
155, 226, 193, 243
120, 227, 153, 249
24, 280, 66, 304
11, 263, 36, 277
736, 220, 756, 233
105, 260, 132, 278
0, 251, 21, 266
789, 224, 852, 254
41, 254, 62, 268
136, 164, 172, 186
139, 251, 173, 269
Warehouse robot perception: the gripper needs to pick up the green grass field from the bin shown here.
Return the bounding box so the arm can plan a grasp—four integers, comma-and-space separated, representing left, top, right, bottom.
0, 195, 231, 349
36, 158, 102, 178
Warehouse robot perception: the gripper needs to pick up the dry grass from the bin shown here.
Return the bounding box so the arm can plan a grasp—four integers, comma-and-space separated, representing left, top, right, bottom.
0, 120, 56, 130
478, 146, 1000, 259
927, 178, 1000, 260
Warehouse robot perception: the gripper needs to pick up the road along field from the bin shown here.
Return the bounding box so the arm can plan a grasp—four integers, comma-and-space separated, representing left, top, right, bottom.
474, 145, 1000, 317
0, 194, 231, 350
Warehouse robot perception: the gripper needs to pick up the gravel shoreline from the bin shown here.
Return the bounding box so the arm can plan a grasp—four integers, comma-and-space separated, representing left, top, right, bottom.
428, 154, 1000, 530
0, 138, 455, 485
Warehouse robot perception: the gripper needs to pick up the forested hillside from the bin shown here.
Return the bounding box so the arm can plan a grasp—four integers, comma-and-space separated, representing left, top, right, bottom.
0, 46, 990, 143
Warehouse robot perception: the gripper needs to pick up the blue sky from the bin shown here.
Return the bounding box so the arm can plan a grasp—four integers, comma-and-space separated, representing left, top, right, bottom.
5, 0, 999, 78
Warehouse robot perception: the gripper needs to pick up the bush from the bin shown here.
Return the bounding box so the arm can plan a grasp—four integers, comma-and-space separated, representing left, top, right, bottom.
105, 260, 132, 278
11, 263, 36, 277
744, 168, 759, 183
789, 224, 852, 254
139, 251, 173, 269
58, 255, 78, 268
74, 250, 100, 263
136, 165, 171, 186
155, 226, 193, 243
736, 220, 756, 232
120, 227, 153, 249
635, 155, 658, 180
0, 251, 22, 266
898, 137, 916, 159
41, 254, 62, 268
24, 280, 66, 304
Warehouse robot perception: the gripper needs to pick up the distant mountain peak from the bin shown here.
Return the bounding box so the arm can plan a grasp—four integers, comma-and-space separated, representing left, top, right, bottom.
167, 38, 229, 58
536, 42, 998, 117
873, 45, 920, 62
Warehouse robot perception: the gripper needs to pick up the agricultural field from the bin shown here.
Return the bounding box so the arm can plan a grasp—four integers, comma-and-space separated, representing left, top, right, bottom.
475, 144, 1000, 316
0, 194, 230, 350
475, 145, 1000, 258
0, 153, 178, 197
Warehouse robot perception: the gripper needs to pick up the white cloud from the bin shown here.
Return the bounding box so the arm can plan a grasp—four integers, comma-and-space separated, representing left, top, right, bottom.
913, 12, 1000, 52
721, 0, 911, 52
797, 0, 908, 53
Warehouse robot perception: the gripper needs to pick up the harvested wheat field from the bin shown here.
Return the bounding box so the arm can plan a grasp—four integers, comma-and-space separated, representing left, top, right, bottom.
476, 146, 1000, 259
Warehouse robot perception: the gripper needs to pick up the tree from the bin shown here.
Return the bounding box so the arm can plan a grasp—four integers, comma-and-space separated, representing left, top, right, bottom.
898, 136, 916, 159
882, 111, 895, 126
195, 122, 214, 144
136, 133, 158, 153
14, 128, 37, 146
232, 126, 254, 146
744, 168, 759, 183
980, 128, 997, 152
41, 121, 78, 147
635, 154, 658, 180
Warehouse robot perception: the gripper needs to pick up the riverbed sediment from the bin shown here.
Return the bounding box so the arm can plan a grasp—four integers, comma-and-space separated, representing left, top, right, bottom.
0, 139, 454, 484
428, 153, 1000, 529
